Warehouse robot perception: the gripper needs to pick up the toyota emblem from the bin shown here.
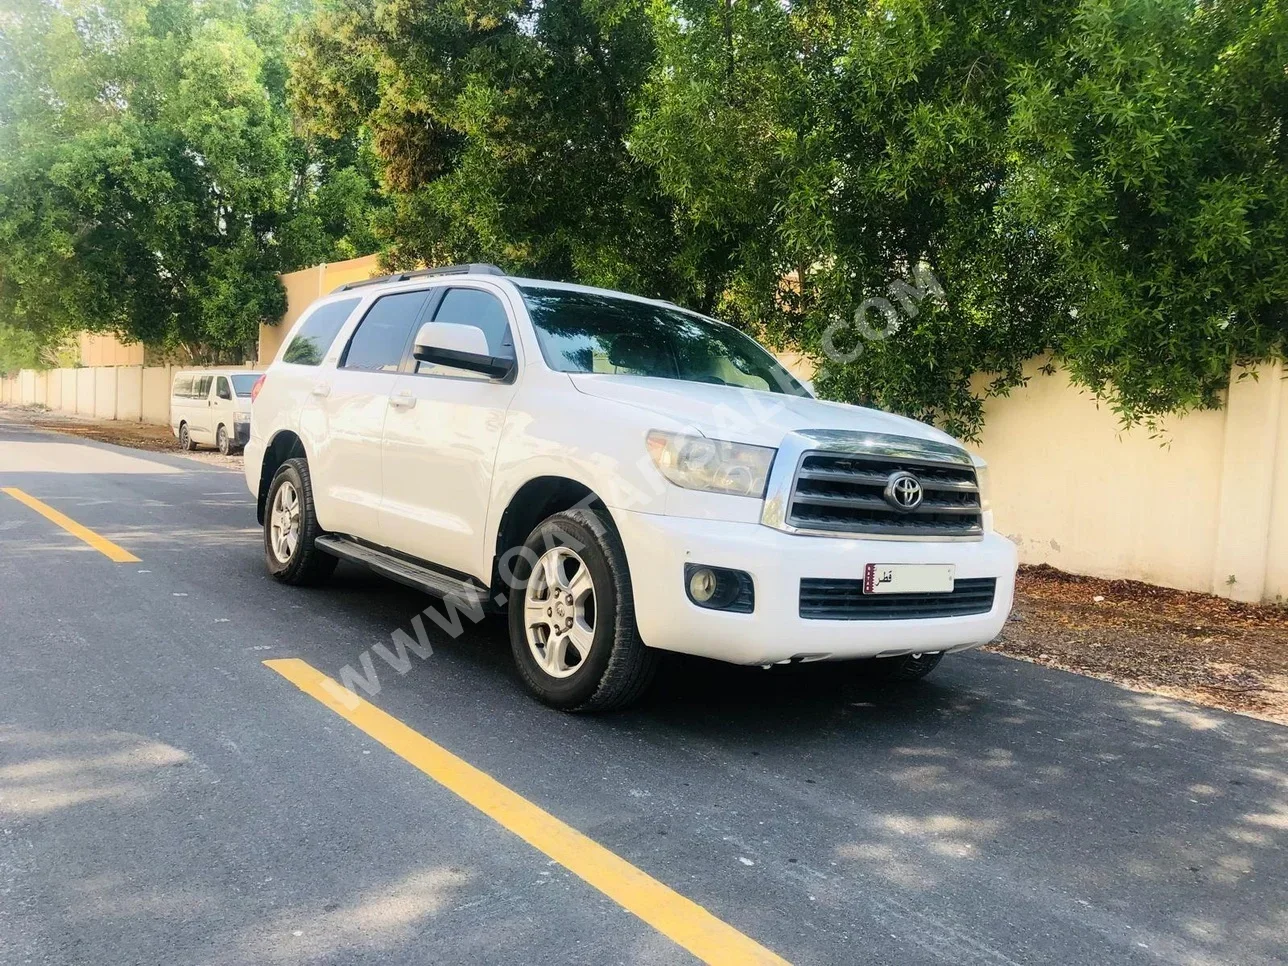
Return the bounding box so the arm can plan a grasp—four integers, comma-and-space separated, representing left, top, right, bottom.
883, 471, 924, 511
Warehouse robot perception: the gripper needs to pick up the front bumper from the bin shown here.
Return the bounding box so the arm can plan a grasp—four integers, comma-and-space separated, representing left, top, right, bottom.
611, 508, 1017, 665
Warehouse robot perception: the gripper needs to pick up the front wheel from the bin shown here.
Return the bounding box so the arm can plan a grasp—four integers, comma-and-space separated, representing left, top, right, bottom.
216, 424, 232, 456
264, 458, 337, 586
507, 508, 657, 711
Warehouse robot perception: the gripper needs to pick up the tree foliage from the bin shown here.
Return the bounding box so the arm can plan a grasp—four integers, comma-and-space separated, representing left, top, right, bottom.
631, 0, 1078, 437
290, 0, 709, 301
3, 0, 1284, 433
0, 0, 380, 358
1007, 0, 1288, 426
632, 0, 1288, 437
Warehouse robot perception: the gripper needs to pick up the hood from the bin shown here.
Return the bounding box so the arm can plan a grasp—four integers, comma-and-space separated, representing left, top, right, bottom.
568, 374, 962, 450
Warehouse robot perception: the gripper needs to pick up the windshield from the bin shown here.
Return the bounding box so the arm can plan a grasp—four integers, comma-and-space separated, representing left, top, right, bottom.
519, 286, 810, 396
230, 374, 260, 397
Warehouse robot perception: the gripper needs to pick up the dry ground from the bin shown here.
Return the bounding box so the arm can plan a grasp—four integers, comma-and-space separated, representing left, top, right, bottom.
3, 405, 240, 466
988, 565, 1288, 724
3, 404, 1285, 725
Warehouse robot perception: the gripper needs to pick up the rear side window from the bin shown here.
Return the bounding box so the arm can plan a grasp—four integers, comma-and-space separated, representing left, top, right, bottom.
283, 298, 361, 366
342, 290, 431, 372
173, 375, 193, 397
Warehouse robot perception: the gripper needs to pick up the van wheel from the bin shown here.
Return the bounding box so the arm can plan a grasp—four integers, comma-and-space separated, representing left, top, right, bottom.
179, 422, 195, 451
264, 458, 337, 586
872, 652, 944, 682
216, 424, 232, 456
508, 508, 657, 712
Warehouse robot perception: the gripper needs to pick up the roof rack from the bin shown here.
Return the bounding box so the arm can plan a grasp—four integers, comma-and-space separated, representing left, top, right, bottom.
334, 263, 506, 293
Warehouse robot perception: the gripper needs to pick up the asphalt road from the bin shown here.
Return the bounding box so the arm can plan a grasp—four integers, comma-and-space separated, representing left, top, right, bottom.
1, 415, 1286, 966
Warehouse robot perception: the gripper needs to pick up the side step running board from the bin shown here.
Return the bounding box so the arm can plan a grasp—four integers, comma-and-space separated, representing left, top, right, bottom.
315, 535, 493, 610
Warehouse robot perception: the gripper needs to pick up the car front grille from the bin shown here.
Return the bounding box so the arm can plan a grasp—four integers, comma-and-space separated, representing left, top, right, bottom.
799, 577, 997, 621
787, 451, 982, 538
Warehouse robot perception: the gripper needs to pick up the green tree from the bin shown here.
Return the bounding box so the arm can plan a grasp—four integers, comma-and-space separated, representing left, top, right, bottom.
634, 0, 1288, 438
290, 0, 717, 302
0, 0, 379, 360
1007, 0, 1288, 426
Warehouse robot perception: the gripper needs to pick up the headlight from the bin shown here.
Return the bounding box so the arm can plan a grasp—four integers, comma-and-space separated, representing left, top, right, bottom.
646, 431, 776, 498
972, 459, 992, 512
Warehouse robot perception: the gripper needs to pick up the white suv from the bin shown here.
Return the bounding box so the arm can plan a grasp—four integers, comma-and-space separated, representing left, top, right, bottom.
247, 264, 1017, 710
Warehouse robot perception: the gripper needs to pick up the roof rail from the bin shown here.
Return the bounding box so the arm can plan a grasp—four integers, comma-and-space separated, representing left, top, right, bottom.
334, 263, 506, 293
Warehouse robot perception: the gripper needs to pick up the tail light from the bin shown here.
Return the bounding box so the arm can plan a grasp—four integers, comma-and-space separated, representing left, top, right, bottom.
250, 374, 267, 402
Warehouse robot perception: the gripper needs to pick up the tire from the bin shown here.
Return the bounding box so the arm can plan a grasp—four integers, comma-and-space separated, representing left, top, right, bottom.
179, 422, 195, 451
872, 651, 944, 682
216, 424, 231, 456
264, 457, 337, 586
507, 508, 657, 711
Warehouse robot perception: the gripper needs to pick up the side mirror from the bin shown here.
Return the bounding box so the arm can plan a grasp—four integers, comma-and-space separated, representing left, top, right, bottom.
413, 322, 514, 379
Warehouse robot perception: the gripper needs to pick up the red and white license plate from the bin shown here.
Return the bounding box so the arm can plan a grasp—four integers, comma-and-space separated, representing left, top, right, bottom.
864, 564, 956, 595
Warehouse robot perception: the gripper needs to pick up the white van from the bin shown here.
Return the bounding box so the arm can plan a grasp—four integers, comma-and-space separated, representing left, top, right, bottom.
170, 369, 262, 455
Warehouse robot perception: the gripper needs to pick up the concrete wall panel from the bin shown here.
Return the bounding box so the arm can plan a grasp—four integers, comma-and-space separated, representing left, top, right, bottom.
116, 366, 143, 422
75, 368, 95, 416
141, 366, 172, 426
93, 367, 117, 419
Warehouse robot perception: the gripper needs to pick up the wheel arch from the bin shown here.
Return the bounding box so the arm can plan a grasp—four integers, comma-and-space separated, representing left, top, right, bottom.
491, 475, 618, 599
256, 430, 308, 525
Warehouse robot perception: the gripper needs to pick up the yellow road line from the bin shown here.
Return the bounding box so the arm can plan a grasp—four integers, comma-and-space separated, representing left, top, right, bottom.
1, 487, 140, 563
265, 658, 790, 966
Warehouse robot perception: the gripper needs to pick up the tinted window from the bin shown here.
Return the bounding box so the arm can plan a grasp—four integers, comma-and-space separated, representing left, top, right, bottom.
283, 298, 361, 366
519, 286, 809, 396
174, 375, 193, 398
343, 290, 430, 372
216, 377, 231, 400
434, 289, 513, 356
415, 288, 514, 376
195, 376, 212, 398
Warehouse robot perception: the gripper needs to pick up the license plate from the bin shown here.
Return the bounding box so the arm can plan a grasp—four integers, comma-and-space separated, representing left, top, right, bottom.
864, 563, 956, 594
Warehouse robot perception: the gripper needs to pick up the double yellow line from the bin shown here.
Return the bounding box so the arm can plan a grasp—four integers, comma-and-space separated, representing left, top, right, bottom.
1, 487, 139, 562
268, 658, 791, 966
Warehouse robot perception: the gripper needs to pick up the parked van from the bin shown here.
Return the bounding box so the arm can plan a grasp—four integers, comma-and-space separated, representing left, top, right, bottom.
170, 369, 262, 455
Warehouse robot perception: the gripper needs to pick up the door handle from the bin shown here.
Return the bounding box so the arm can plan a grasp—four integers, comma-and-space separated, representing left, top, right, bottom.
389, 390, 416, 410
311, 383, 331, 398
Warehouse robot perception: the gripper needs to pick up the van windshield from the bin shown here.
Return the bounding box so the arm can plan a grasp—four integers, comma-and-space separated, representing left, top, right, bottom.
230, 374, 259, 396
518, 286, 810, 396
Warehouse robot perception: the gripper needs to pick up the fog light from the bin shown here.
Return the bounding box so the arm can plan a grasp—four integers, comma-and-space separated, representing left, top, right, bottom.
683, 564, 754, 613
688, 567, 718, 603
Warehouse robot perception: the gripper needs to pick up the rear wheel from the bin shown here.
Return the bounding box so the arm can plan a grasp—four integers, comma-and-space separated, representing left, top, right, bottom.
508, 508, 657, 711
216, 424, 232, 456
264, 457, 336, 586
872, 651, 944, 682
178, 422, 194, 451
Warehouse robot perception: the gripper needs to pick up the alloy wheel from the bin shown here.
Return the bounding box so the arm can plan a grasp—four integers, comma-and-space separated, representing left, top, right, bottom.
524, 546, 596, 679
270, 480, 301, 564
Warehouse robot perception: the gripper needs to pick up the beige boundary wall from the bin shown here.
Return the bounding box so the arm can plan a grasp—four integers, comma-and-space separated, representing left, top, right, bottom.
969, 360, 1287, 604
257, 254, 383, 365
0, 363, 256, 429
